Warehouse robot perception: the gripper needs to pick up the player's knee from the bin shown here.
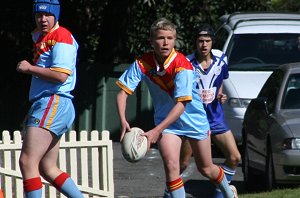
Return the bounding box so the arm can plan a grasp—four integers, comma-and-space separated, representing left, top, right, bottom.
197, 166, 213, 178
19, 156, 26, 170
19, 154, 35, 172
165, 159, 180, 174
39, 160, 58, 174
236, 152, 242, 163
228, 152, 241, 167
180, 160, 189, 173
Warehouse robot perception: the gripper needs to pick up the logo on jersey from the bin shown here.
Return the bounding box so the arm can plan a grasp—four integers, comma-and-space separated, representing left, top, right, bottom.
199, 88, 216, 105
214, 66, 222, 76
34, 118, 40, 124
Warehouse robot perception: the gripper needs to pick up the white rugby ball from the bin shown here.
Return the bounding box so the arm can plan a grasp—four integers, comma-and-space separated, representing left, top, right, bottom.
121, 127, 148, 163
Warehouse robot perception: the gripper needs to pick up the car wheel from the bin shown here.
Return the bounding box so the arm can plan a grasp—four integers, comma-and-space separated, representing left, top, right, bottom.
264, 142, 275, 191
242, 138, 257, 192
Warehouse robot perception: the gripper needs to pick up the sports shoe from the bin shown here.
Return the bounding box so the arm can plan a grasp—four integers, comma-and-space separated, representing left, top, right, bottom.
163, 188, 171, 198
230, 185, 238, 198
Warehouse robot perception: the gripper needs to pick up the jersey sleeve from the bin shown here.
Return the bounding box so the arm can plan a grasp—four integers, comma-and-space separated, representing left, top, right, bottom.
51, 39, 78, 75
116, 61, 143, 95
174, 68, 193, 102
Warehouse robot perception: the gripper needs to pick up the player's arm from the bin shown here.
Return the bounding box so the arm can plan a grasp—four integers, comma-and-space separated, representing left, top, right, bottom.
155, 100, 186, 132
143, 100, 187, 149
217, 83, 227, 104
116, 89, 131, 142
16, 60, 68, 83
115, 62, 142, 141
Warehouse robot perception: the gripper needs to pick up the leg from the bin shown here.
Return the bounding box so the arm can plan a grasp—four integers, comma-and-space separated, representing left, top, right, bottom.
211, 131, 241, 198
180, 138, 193, 174
159, 133, 185, 198
189, 137, 216, 178
38, 133, 61, 182
19, 127, 55, 197
189, 137, 237, 198
212, 131, 241, 170
39, 133, 83, 198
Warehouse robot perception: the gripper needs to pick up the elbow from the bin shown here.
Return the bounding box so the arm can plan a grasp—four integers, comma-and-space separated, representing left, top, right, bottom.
57, 73, 68, 83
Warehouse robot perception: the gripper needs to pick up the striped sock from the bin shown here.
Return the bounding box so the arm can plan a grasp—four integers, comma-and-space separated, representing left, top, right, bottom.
222, 165, 236, 183
52, 172, 83, 198
211, 166, 233, 198
23, 177, 43, 198
214, 165, 236, 198
166, 177, 185, 198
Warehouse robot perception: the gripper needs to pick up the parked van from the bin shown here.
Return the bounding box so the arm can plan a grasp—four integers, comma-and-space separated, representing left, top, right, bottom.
215, 12, 300, 144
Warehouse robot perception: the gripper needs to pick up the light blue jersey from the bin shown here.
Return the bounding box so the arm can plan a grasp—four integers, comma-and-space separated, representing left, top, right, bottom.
26, 23, 78, 136
30, 23, 79, 101
117, 50, 210, 140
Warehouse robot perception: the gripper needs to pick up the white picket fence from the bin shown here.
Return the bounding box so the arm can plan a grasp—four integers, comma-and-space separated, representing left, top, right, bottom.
0, 130, 114, 198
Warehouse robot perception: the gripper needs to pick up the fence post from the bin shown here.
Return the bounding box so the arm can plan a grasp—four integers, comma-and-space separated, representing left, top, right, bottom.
13, 131, 23, 196
91, 130, 100, 198
3, 131, 12, 198
0, 130, 114, 197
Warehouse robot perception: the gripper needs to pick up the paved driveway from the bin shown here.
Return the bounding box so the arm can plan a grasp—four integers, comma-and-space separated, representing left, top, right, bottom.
113, 143, 245, 198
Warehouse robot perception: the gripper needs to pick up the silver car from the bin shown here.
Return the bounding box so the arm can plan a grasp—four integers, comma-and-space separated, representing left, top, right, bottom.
215, 12, 300, 144
242, 62, 300, 191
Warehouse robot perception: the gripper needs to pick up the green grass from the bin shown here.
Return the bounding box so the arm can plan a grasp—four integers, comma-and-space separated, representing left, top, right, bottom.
240, 188, 300, 198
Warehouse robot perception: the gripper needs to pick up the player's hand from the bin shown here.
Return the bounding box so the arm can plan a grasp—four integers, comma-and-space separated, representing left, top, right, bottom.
16, 60, 32, 74
217, 93, 227, 104
142, 128, 161, 150
119, 120, 131, 142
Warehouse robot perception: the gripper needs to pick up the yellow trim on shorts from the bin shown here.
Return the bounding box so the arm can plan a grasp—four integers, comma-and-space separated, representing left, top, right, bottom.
46, 95, 60, 129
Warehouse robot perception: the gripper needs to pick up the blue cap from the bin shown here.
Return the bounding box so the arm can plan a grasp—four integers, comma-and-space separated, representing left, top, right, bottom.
33, 0, 60, 22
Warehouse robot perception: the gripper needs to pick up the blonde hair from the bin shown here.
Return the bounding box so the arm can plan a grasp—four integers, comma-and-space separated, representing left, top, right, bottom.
150, 17, 177, 38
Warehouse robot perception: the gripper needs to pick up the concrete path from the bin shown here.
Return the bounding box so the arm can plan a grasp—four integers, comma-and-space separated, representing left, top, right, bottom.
113, 143, 245, 198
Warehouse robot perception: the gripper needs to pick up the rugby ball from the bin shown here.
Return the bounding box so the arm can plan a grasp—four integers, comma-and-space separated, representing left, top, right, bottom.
121, 127, 148, 163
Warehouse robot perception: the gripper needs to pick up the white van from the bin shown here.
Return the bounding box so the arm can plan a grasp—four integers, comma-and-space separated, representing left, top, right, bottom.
215, 12, 300, 144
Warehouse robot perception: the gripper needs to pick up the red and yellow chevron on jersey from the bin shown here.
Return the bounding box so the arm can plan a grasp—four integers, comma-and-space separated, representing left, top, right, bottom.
137, 49, 193, 97
32, 23, 74, 64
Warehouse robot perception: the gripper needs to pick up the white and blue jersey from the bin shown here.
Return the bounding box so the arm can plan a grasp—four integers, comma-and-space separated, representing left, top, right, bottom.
187, 49, 230, 134
116, 49, 210, 140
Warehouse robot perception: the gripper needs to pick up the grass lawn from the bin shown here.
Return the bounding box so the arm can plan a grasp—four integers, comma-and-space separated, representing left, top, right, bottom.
240, 188, 300, 198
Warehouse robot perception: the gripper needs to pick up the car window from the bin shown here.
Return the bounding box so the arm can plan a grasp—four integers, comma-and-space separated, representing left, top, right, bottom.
226, 34, 300, 71
258, 69, 284, 112
282, 74, 300, 109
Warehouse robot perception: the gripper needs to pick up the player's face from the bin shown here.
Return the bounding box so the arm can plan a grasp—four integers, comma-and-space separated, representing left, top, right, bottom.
151, 29, 176, 64
35, 12, 56, 35
196, 36, 213, 57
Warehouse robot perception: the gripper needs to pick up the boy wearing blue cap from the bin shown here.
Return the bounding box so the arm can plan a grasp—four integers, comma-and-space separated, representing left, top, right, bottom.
16, 0, 82, 197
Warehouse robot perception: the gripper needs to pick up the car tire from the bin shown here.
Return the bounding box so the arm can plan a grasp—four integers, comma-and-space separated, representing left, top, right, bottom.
264, 142, 275, 191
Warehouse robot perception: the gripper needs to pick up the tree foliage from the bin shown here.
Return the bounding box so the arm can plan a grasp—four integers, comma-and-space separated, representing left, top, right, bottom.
124, 0, 274, 58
